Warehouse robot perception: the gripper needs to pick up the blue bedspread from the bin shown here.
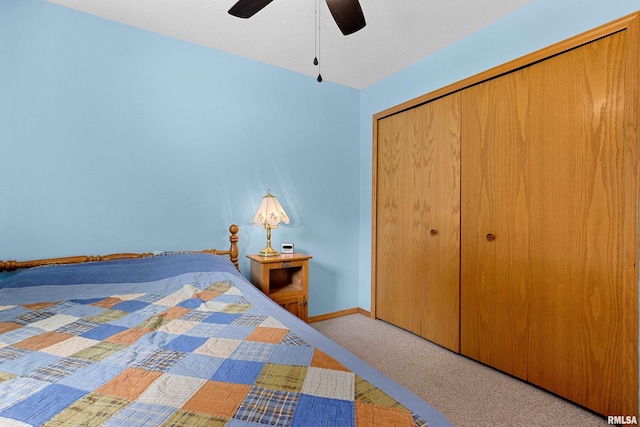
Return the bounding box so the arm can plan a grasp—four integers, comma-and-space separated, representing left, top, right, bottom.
0, 254, 451, 426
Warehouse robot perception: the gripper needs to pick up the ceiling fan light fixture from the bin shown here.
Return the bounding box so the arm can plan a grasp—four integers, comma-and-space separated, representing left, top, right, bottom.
228, 0, 366, 84
228, 0, 366, 35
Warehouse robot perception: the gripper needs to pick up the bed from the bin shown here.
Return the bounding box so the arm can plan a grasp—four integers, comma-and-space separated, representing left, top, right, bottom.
0, 225, 451, 427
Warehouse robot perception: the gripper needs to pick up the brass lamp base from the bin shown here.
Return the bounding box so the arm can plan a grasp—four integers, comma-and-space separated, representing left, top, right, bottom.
259, 224, 279, 256
259, 246, 279, 257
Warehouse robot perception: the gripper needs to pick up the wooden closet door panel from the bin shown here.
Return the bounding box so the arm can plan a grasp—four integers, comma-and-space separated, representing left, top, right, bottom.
462, 30, 638, 416
523, 31, 637, 416
376, 94, 460, 351
460, 72, 532, 380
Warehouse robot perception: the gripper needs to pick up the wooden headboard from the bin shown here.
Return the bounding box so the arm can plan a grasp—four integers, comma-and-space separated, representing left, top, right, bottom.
0, 224, 240, 273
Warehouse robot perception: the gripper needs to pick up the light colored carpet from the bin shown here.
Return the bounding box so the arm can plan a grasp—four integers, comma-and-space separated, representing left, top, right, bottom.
311, 313, 607, 427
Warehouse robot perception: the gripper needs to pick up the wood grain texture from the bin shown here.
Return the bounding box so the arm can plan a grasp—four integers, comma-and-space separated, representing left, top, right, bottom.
460, 29, 637, 416
459, 69, 531, 379
375, 94, 461, 352
373, 13, 640, 120
371, 11, 639, 417
0, 224, 241, 273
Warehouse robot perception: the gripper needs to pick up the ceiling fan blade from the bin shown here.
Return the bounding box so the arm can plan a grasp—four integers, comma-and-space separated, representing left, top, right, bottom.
228, 0, 273, 18
325, 0, 366, 35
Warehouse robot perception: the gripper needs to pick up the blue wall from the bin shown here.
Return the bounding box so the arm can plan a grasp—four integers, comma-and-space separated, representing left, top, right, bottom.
0, 0, 361, 317
357, 0, 640, 310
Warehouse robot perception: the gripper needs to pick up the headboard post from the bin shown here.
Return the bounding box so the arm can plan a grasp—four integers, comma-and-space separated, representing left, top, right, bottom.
228, 224, 240, 272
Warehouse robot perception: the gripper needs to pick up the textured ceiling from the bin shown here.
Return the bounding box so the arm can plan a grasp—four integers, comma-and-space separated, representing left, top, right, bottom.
47, 0, 534, 89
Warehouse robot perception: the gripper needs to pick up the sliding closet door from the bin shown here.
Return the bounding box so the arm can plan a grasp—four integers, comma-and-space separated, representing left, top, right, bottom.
375, 94, 460, 352
461, 29, 638, 416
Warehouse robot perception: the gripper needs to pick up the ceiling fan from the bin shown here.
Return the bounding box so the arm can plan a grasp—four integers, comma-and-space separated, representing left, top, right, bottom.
228, 0, 366, 35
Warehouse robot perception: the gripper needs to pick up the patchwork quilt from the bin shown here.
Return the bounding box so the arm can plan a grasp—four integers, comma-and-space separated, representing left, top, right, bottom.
0, 254, 450, 426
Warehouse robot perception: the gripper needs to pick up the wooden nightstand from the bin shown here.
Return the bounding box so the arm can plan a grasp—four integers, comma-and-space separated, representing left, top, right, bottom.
246, 253, 312, 322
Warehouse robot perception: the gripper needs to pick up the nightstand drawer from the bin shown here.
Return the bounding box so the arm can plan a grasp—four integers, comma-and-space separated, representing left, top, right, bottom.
278, 260, 304, 268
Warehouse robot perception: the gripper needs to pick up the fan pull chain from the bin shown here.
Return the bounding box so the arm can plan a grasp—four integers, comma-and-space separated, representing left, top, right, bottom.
314, 0, 322, 82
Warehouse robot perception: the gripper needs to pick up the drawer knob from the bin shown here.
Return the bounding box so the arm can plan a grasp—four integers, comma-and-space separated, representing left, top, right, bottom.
486, 233, 496, 241
430, 229, 437, 235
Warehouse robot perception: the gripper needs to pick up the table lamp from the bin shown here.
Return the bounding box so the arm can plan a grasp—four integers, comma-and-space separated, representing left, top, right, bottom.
252, 190, 290, 256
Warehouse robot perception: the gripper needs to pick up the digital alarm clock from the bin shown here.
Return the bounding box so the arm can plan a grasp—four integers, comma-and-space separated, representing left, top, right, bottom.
281, 243, 294, 254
